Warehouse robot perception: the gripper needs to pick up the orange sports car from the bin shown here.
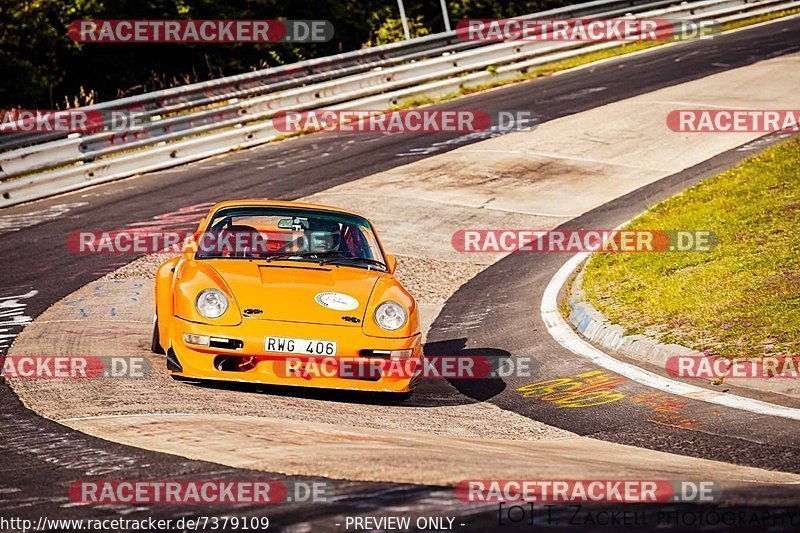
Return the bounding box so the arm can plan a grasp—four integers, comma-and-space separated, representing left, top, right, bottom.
152, 200, 422, 400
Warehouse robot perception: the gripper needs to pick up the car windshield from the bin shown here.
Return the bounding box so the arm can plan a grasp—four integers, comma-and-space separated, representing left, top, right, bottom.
195, 206, 386, 269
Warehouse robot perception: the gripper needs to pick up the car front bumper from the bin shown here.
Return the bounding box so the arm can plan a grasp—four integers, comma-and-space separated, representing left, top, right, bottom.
167, 317, 422, 393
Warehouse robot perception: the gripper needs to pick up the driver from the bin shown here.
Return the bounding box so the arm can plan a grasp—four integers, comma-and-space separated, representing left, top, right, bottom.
306, 219, 341, 253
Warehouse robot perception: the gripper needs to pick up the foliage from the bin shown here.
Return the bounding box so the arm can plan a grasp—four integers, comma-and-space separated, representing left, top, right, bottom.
0, 0, 567, 108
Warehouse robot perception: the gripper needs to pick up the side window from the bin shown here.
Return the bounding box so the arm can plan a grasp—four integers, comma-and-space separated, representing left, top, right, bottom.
359, 226, 382, 261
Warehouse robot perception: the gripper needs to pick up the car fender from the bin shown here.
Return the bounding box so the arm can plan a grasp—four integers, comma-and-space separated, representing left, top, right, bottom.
172, 260, 242, 326
154, 256, 183, 347
362, 274, 419, 339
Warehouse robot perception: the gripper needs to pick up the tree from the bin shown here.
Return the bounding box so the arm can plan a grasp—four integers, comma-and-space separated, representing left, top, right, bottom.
0, 0, 570, 108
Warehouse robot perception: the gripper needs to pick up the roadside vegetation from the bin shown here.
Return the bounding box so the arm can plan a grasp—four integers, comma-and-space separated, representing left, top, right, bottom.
721, 7, 800, 32
391, 10, 800, 112
0, 0, 565, 108
582, 137, 800, 359
4, 0, 796, 111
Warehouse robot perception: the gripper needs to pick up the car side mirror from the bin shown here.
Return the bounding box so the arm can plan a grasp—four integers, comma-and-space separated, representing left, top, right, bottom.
385, 254, 397, 274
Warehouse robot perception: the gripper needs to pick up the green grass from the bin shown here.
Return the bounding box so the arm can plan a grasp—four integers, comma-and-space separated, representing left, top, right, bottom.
582, 137, 800, 359
721, 8, 800, 32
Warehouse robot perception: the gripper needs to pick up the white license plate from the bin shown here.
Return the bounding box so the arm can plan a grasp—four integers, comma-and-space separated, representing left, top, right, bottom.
264, 336, 337, 356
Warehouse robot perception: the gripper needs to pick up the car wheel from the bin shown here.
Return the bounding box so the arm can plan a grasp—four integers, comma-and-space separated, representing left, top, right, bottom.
151, 317, 165, 355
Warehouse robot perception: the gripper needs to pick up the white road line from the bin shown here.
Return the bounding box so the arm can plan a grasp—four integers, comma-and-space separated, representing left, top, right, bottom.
541, 252, 800, 422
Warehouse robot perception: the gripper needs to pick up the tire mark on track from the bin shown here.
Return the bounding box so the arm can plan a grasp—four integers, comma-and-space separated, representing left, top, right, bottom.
427, 133, 800, 474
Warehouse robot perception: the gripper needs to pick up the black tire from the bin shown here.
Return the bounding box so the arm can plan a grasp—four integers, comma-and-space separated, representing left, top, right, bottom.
385, 390, 414, 402
151, 318, 165, 355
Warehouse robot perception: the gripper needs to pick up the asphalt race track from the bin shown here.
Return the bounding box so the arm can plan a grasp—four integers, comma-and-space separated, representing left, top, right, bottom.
2, 17, 800, 531
425, 133, 800, 472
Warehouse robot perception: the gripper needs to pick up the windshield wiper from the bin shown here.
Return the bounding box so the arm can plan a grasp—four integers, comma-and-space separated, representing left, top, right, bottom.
262, 250, 344, 263
319, 254, 387, 270
262, 252, 317, 263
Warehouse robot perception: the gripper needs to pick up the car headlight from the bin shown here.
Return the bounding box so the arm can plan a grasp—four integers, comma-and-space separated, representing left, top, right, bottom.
196, 288, 229, 319
374, 301, 407, 331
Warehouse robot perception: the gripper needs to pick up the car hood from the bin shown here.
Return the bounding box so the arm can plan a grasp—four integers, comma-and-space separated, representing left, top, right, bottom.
204, 260, 381, 326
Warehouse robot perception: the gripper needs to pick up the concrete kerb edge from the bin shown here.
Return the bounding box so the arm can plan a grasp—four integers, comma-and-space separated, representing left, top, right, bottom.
566, 257, 800, 401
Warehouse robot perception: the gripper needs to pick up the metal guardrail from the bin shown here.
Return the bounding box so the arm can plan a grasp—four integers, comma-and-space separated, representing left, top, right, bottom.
0, 0, 729, 175
0, 0, 664, 154
3, 1, 725, 180
1, 0, 796, 208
